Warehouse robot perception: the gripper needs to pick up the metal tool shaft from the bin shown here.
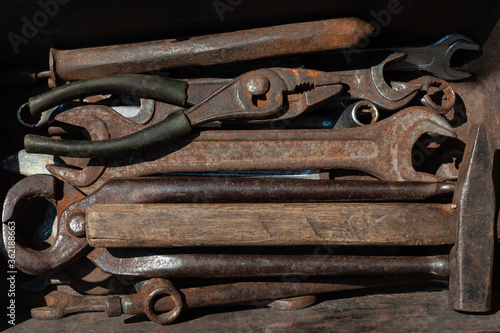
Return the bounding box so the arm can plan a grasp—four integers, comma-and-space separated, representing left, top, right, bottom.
46, 18, 373, 84
123, 276, 433, 324
84, 177, 455, 203
89, 249, 450, 279
1, 174, 455, 276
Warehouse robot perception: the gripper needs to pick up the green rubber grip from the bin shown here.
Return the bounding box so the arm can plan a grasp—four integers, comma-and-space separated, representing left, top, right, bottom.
28, 74, 188, 116
24, 111, 192, 158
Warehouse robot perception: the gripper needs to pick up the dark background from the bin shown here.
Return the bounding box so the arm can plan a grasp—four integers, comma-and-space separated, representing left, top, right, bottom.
0, 0, 499, 66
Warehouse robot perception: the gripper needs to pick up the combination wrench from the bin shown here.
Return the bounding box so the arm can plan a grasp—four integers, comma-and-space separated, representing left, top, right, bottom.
39, 105, 456, 193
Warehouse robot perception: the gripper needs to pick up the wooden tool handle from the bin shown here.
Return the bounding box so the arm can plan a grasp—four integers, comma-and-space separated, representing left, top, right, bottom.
86, 203, 457, 248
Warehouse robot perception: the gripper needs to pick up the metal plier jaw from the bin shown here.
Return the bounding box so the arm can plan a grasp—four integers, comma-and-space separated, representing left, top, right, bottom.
2, 175, 87, 275
271, 68, 344, 120
185, 68, 343, 125
185, 53, 427, 127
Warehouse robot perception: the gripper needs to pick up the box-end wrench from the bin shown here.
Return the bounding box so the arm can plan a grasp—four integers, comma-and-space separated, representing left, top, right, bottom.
40, 105, 456, 192
31, 276, 437, 324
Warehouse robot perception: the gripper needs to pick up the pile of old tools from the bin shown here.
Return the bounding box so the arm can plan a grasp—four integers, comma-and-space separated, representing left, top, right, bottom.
1, 17, 494, 325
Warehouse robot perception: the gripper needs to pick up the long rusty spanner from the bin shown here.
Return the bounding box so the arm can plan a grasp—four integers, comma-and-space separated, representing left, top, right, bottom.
44, 105, 456, 191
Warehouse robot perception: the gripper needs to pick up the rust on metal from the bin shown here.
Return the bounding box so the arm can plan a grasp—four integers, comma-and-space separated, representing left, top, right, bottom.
418, 76, 456, 114
47, 18, 374, 84
32, 275, 434, 323
45, 105, 456, 192
31, 291, 122, 320
137, 278, 184, 324
62, 257, 122, 295
24, 54, 457, 158
266, 295, 318, 311
2, 173, 458, 275
449, 124, 496, 312
88, 248, 450, 280
2, 174, 86, 275
69, 177, 456, 203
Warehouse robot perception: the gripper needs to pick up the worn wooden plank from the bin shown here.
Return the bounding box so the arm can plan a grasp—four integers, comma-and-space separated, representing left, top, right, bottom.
86, 203, 457, 248
9, 286, 500, 333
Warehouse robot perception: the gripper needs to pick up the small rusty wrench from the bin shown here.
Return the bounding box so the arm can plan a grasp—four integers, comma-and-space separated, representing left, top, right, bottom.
385, 34, 481, 81
42, 105, 456, 191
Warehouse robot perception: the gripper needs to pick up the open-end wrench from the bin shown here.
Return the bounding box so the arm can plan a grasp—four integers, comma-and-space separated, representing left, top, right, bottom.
3, 126, 493, 318
384, 34, 480, 81
41, 105, 456, 192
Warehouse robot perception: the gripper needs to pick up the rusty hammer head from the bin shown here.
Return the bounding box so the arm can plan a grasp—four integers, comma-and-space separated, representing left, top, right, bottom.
449, 124, 496, 312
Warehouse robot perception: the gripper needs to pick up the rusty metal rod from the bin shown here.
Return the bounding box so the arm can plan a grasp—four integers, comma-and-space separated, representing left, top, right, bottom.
83, 176, 455, 203
46, 18, 373, 84
88, 249, 450, 280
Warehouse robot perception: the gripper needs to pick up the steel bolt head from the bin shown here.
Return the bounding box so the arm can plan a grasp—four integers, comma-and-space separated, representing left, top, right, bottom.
67, 211, 86, 237
246, 74, 270, 96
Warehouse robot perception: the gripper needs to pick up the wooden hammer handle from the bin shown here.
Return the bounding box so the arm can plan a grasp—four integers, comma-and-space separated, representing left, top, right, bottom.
86, 202, 457, 248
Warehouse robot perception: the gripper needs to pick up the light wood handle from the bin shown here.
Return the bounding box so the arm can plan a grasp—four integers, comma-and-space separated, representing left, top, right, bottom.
86, 203, 457, 248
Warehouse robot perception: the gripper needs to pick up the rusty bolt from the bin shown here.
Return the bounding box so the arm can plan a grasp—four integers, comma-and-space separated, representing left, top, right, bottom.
246, 74, 270, 96
67, 211, 86, 237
